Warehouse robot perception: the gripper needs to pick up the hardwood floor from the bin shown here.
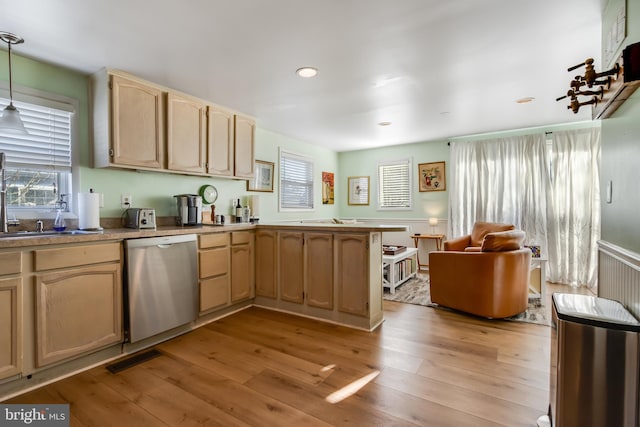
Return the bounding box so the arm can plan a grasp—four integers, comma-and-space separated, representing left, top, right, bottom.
6, 297, 559, 427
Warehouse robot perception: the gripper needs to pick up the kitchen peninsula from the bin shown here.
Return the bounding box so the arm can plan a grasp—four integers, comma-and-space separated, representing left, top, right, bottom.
0, 221, 405, 400
254, 222, 407, 331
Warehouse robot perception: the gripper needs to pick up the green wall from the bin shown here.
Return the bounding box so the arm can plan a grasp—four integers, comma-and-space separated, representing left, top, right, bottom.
600, 0, 640, 253
0, 51, 338, 220
338, 140, 450, 220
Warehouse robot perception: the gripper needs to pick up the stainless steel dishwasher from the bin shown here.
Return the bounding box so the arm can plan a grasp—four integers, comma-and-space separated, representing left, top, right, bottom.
124, 234, 198, 343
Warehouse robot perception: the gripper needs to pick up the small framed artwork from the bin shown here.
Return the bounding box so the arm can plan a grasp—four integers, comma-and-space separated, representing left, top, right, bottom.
418, 161, 446, 192
322, 171, 335, 204
247, 160, 274, 192
348, 176, 369, 205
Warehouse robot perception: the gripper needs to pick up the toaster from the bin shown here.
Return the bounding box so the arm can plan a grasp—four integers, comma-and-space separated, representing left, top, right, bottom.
124, 208, 156, 229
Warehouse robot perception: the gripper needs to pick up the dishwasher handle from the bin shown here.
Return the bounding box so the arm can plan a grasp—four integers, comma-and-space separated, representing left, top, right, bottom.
156, 244, 174, 249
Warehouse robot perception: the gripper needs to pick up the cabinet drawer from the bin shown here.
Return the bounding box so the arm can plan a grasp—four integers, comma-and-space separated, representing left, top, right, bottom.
199, 247, 229, 278
199, 233, 229, 249
0, 252, 22, 275
200, 275, 229, 312
34, 242, 121, 271
231, 231, 252, 245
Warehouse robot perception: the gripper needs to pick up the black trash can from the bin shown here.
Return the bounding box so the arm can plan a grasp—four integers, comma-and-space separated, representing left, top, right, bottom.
547, 293, 640, 427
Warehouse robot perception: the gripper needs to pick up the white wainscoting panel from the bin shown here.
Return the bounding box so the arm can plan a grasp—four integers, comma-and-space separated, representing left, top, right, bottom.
598, 240, 640, 319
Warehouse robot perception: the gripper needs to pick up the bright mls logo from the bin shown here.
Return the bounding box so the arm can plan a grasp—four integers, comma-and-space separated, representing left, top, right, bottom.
1, 404, 69, 426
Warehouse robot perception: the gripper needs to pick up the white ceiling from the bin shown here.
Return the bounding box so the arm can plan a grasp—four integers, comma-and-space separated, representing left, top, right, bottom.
1, 0, 604, 152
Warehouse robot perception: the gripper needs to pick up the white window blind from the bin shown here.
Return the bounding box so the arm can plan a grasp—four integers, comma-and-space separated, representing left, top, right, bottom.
0, 97, 72, 171
378, 159, 412, 209
279, 149, 314, 210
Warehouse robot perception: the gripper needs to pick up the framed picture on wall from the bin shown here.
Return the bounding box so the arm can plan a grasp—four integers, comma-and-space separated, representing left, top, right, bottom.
322, 171, 335, 204
247, 160, 274, 192
418, 161, 446, 192
348, 176, 369, 205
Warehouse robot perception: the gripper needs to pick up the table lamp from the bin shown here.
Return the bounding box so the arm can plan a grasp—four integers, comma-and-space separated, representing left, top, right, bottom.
429, 217, 438, 234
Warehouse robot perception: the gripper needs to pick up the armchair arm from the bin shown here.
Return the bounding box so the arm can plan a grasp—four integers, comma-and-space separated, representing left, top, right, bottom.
443, 235, 471, 251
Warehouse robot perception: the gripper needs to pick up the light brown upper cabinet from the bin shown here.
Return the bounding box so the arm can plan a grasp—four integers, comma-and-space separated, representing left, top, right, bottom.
167, 92, 207, 174
92, 69, 255, 179
206, 107, 255, 179
206, 105, 235, 176
92, 71, 165, 170
233, 114, 256, 179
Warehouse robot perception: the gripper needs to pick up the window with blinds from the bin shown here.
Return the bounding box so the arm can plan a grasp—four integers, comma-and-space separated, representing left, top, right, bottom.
378, 159, 412, 209
0, 96, 73, 210
279, 149, 314, 210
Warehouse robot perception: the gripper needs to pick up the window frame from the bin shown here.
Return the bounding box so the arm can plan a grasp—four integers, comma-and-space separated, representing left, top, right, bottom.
377, 158, 413, 211
278, 148, 315, 212
0, 82, 78, 218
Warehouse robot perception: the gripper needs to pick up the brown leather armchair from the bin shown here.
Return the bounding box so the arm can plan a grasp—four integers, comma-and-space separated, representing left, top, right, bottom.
429, 230, 531, 318
443, 221, 515, 251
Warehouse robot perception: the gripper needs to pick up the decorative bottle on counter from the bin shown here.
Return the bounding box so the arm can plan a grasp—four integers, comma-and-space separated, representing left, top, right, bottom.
54, 209, 66, 232
235, 198, 243, 223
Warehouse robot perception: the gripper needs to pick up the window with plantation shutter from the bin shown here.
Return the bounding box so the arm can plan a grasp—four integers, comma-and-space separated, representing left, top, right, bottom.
378, 159, 412, 210
279, 149, 314, 210
0, 95, 74, 210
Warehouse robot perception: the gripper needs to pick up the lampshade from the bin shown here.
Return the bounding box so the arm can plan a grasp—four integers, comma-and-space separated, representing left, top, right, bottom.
0, 104, 27, 133
429, 217, 438, 227
0, 31, 28, 135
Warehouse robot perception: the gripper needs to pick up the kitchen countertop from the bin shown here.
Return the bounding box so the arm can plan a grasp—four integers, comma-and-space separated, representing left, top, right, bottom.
257, 222, 408, 232
0, 222, 407, 248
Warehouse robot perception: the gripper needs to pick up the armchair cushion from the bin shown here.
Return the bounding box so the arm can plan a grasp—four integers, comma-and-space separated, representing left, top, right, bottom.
481, 230, 525, 252
469, 221, 516, 247
444, 221, 516, 251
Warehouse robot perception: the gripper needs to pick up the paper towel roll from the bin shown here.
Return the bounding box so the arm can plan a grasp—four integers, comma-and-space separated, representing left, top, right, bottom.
78, 192, 101, 230
248, 195, 260, 217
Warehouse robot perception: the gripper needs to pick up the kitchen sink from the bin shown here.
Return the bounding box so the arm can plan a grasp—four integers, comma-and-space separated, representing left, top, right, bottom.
0, 229, 104, 238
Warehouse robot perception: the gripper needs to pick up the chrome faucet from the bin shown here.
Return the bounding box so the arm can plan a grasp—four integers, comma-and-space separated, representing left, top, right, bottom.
1, 152, 8, 233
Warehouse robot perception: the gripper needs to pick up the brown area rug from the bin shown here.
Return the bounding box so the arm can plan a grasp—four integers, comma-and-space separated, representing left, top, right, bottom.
383, 274, 549, 326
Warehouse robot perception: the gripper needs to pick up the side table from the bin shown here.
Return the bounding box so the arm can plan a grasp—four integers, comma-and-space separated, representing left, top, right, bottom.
529, 258, 548, 300
411, 234, 445, 271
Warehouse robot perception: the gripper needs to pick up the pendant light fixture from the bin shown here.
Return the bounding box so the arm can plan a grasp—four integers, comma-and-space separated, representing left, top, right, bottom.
0, 31, 27, 134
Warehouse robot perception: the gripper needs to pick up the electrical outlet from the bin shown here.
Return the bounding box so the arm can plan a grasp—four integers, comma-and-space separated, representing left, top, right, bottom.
121, 194, 132, 209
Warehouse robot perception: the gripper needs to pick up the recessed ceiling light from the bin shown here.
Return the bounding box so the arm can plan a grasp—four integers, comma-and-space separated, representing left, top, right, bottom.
378, 121, 392, 126
296, 67, 318, 78
516, 97, 535, 104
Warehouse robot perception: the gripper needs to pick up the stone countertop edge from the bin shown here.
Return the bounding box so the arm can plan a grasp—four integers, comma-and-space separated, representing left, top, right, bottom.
0, 223, 407, 248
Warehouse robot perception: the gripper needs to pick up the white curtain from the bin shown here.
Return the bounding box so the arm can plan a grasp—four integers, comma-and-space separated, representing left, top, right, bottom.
449, 134, 549, 253
547, 128, 600, 288
448, 128, 601, 288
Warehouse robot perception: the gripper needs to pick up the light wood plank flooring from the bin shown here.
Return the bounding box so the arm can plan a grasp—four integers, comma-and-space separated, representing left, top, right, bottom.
7, 298, 560, 427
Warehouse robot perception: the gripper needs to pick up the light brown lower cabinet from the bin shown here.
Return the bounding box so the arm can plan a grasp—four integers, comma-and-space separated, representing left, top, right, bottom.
305, 232, 333, 310
255, 230, 277, 298
33, 242, 123, 368
35, 262, 122, 367
335, 234, 369, 317
254, 229, 380, 329
279, 232, 304, 303
231, 231, 254, 302
256, 231, 333, 310
198, 233, 231, 313
0, 277, 22, 380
